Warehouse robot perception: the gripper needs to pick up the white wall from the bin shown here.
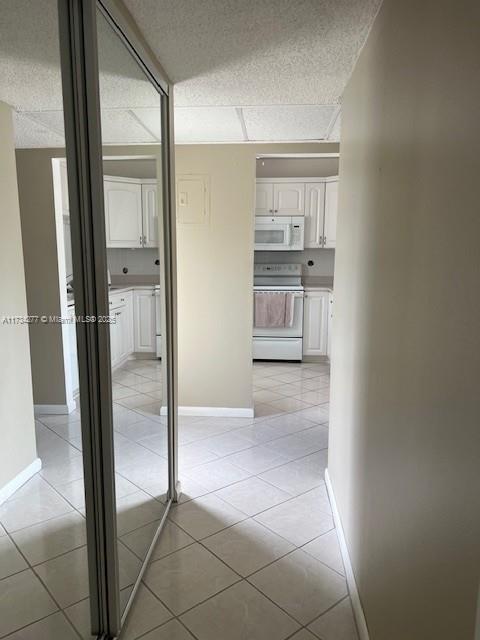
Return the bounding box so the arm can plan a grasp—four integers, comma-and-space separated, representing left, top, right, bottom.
328, 1, 480, 638
0, 102, 37, 492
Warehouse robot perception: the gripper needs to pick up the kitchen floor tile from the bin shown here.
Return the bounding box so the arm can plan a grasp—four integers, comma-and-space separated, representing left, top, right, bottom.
0, 535, 28, 579
225, 445, 290, 475
168, 494, 247, 540
249, 549, 347, 624
254, 489, 334, 546
121, 519, 194, 562
259, 451, 328, 496
288, 630, 318, 640
182, 458, 252, 492
308, 597, 359, 639
0, 569, 58, 637
5, 611, 79, 640
116, 490, 167, 536
140, 619, 196, 639
214, 477, 291, 516
0, 477, 74, 532
180, 580, 300, 640
144, 543, 238, 615
201, 432, 254, 456
34, 545, 90, 608
118, 583, 172, 640
10, 511, 87, 565
302, 529, 345, 576
203, 518, 294, 577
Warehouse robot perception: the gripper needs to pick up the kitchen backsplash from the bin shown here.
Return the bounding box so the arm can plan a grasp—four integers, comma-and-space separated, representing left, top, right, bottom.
107, 248, 160, 276
254, 248, 335, 277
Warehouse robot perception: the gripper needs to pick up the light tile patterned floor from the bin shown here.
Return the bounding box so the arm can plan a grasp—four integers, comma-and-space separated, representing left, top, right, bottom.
0, 359, 359, 639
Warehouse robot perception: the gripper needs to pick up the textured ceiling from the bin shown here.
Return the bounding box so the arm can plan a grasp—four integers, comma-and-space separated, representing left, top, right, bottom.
0, 0, 381, 146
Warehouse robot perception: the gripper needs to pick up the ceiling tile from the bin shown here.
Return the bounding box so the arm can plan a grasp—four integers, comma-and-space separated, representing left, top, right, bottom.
174, 107, 245, 143
130, 108, 162, 141
328, 112, 341, 142
242, 105, 337, 141
25, 111, 65, 137
100, 110, 157, 144
14, 113, 65, 149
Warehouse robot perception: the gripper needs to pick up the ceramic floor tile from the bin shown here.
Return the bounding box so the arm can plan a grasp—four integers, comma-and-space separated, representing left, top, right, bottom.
180, 580, 300, 640
294, 405, 330, 425
117, 460, 169, 493
176, 475, 211, 503
0, 569, 58, 637
5, 611, 79, 640
39, 456, 85, 488
168, 494, 247, 540
288, 630, 318, 640
225, 445, 290, 475
308, 597, 359, 640
178, 442, 219, 469
269, 397, 312, 413
139, 619, 196, 639
34, 545, 90, 608
249, 549, 347, 625
144, 543, 238, 615
266, 433, 325, 461
302, 529, 345, 576
122, 519, 194, 562
259, 451, 328, 496
116, 491, 167, 536
0, 535, 28, 579
214, 477, 292, 516
182, 458, 252, 492
201, 432, 254, 456
263, 413, 320, 436
119, 583, 172, 640
234, 422, 281, 445
253, 390, 286, 404
63, 597, 92, 639
203, 518, 294, 577
254, 488, 333, 546
10, 511, 87, 565
0, 477, 74, 532
117, 418, 165, 442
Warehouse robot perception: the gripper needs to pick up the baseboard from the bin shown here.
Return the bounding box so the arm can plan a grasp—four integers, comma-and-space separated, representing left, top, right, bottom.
0, 458, 42, 506
325, 468, 370, 640
160, 405, 255, 418
34, 401, 76, 415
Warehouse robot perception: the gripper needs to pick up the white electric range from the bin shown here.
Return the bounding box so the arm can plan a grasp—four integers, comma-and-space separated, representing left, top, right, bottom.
253, 263, 304, 361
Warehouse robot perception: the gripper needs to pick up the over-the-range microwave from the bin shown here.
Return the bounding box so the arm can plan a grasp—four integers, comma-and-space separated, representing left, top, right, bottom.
254, 216, 305, 251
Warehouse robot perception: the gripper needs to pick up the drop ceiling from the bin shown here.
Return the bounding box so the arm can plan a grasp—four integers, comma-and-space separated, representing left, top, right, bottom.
0, 0, 380, 147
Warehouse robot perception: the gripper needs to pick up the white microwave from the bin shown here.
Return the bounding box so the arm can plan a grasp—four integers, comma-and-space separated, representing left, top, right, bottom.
254, 216, 305, 251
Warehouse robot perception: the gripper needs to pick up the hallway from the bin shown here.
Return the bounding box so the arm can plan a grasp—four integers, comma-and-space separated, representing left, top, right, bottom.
0, 359, 358, 639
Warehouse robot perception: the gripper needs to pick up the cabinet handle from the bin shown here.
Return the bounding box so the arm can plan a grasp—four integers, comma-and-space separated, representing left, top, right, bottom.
269, 209, 273, 213
139, 235, 143, 246
143, 235, 147, 245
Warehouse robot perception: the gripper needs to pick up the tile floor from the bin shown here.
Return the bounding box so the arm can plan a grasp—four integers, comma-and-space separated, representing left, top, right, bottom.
0, 359, 359, 640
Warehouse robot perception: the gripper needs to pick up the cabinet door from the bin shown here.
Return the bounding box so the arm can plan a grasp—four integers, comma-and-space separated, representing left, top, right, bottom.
303, 290, 329, 356
255, 182, 274, 215
305, 183, 326, 248
110, 308, 122, 367
324, 180, 338, 248
273, 182, 305, 215
123, 292, 134, 355
104, 180, 143, 248
142, 183, 159, 247
134, 290, 156, 352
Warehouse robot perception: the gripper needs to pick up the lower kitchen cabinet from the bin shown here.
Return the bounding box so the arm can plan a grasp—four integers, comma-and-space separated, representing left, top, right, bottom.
303, 288, 330, 356
134, 288, 156, 353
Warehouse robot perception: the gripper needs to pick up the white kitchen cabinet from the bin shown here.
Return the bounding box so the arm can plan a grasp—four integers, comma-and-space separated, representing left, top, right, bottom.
303, 289, 329, 356
142, 182, 159, 247
255, 182, 274, 215
104, 179, 143, 248
273, 182, 305, 215
324, 180, 338, 248
109, 290, 134, 367
134, 289, 156, 352
304, 182, 326, 248
67, 306, 79, 396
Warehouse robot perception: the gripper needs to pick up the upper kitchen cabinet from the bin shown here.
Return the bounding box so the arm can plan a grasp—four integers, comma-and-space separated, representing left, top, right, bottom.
255, 180, 305, 216
104, 177, 143, 248
255, 182, 274, 215
305, 182, 326, 248
141, 181, 159, 247
304, 177, 339, 249
274, 182, 305, 215
324, 179, 338, 248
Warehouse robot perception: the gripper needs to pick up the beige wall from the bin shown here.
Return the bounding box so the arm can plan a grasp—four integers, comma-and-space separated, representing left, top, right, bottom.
175, 142, 338, 410
16, 148, 68, 405
0, 102, 37, 490
329, 1, 480, 639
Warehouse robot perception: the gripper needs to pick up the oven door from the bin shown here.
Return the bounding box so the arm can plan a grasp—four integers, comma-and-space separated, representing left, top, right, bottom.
253, 290, 304, 338
254, 216, 291, 251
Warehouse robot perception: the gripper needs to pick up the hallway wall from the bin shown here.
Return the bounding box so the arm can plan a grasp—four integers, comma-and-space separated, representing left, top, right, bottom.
328, 0, 480, 638
0, 102, 37, 494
